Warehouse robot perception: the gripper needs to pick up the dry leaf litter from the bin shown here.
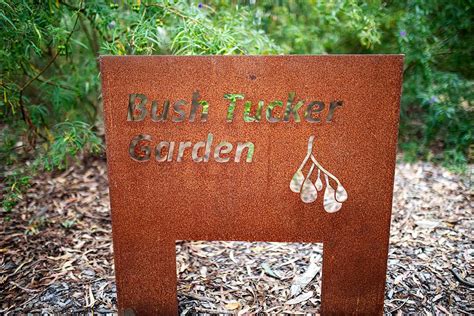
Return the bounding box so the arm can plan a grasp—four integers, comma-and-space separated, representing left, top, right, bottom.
0, 158, 472, 314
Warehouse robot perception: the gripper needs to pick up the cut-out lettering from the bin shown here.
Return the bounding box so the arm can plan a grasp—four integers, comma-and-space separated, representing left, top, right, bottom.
192, 141, 206, 162
305, 101, 325, 123
151, 100, 170, 122
127, 94, 148, 121
326, 101, 343, 122
283, 92, 304, 122
189, 91, 209, 122
244, 100, 263, 122
235, 142, 254, 163
266, 100, 283, 123
224, 94, 245, 122
126, 92, 343, 123
172, 100, 187, 122
214, 142, 233, 163
177, 141, 192, 162
129, 134, 152, 161
128, 133, 254, 163
156, 141, 171, 162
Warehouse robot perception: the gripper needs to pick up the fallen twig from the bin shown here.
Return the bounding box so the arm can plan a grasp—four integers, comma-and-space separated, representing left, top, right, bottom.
450, 268, 474, 288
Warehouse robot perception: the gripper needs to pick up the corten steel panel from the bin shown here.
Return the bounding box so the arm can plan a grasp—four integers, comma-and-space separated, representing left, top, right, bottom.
100, 55, 404, 315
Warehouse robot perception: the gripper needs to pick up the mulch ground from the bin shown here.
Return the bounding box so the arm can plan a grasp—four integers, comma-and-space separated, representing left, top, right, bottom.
0, 158, 472, 314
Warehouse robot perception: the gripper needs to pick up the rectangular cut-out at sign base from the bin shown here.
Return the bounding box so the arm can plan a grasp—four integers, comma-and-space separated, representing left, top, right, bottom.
100, 55, 403, 315
176, 240, 324, 313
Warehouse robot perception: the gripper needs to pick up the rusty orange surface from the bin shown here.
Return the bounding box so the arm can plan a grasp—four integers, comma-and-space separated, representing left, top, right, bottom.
100, 55, 404, 315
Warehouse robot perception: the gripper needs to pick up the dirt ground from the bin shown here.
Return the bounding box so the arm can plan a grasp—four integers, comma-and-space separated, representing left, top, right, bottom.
1, 158, 472, 314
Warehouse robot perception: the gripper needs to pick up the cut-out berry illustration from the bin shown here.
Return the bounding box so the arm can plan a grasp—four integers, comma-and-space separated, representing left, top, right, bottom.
290, 135, 348, 212
300, 163, 318, 203
315, 169, 323, 191
323, 174, 342, 213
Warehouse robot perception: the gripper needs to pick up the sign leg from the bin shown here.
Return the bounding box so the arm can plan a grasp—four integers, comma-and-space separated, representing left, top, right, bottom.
321, 237, 388, 315
116, 238, 178, 315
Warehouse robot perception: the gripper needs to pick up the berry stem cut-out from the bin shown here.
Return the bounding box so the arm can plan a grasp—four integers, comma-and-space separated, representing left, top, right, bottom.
290, 135, 348, 212
300, 163, 318, 203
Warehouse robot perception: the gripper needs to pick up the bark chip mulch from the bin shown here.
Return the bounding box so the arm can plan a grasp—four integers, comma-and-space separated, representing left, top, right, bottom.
0, 159, 472, 314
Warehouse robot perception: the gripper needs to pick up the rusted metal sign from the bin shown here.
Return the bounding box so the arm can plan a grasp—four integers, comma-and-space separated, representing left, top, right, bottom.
100, 55, 403, 315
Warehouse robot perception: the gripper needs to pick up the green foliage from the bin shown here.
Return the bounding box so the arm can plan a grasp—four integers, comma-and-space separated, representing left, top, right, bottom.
254, 0, 473, 170
61, 218, 76, 229
256, 1, 385, 53
36, 121, 103, 171
1, 171, 31, 212
0, 0, 472, 211
391, 0, 473, 171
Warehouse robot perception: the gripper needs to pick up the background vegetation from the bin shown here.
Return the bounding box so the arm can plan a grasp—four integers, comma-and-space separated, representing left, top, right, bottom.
1, 0, 473, 210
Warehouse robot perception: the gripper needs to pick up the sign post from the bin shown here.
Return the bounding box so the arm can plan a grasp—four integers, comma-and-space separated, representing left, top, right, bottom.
100, 55, 403, 315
